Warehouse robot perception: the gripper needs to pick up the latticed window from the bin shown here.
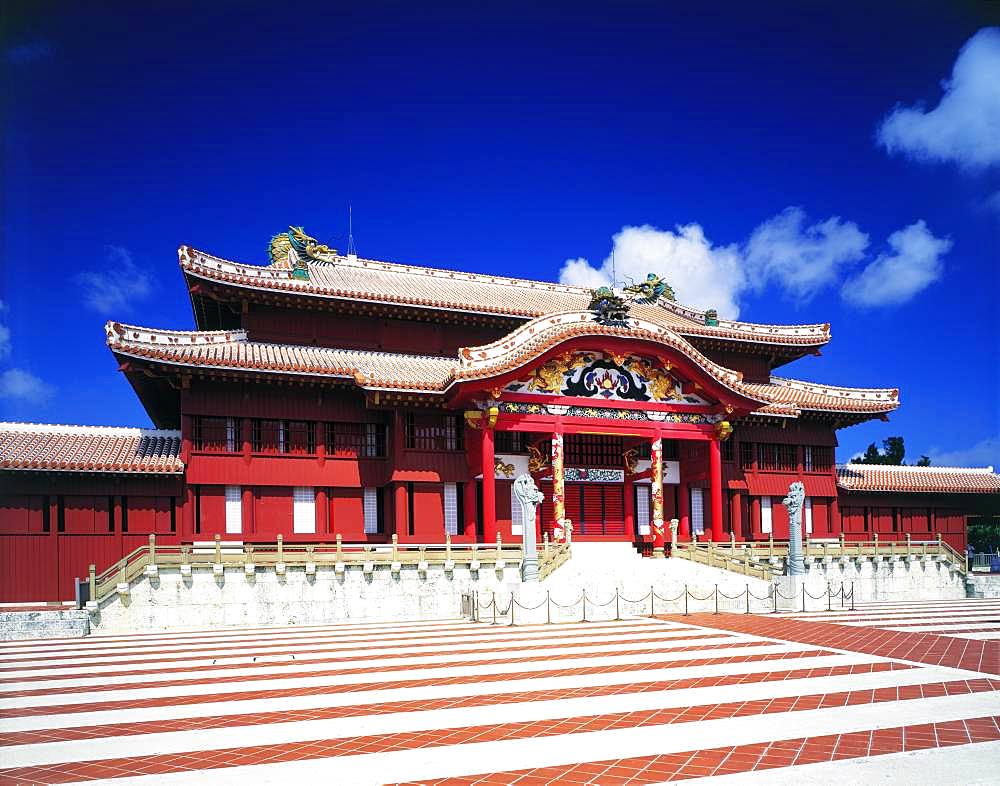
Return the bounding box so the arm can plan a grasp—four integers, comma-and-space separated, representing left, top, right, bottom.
363, 487, 383, 534
252, 419, 285, 453
721, 438, 734, 462
757, 443, 797, 471
565, 435, 625, 467
292, 487, 315, 533
444, 483, 459, 535
495, 431, 528, 453
286, 421, 315, 455
325, 422, 387, 457
193, 416, 239, 452
804, 446, 834, 472
739, 441, 754, 470
405, 413, 463, 451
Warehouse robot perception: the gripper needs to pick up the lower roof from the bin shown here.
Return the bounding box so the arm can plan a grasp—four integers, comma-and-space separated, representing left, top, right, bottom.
0, 423, 183, 475
836, 464, 1000, 494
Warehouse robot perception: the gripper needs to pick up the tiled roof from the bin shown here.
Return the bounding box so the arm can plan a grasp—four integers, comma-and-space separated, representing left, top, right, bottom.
0, 423, 183, 474
107, 319, 897, 418
837, 464, 1000, 494
180, 246, 831, 348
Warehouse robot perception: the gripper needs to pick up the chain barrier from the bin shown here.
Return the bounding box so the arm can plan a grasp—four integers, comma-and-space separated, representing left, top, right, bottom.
469, 580, 858, 625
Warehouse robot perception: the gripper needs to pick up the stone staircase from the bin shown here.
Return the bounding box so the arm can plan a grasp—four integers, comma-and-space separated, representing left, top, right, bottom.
0, 606, 90, 640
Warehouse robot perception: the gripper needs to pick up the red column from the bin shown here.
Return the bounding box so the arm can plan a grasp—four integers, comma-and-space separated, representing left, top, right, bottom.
315, 488, 328, 533
709, 438, 723, 542
481, 427, 496, 542
394, 483, 408, 541
731, 491, 743, 542
678, 481, 691, 540
623, 475, 635, 539
463, 480, 477, 540
750, 495, 761, 541
829, 494, 841, 538
242, 488, 254, 537
241, 417, 252, 465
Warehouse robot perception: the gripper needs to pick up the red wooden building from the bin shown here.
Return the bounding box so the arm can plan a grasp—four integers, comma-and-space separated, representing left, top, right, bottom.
2, 227, 998, 601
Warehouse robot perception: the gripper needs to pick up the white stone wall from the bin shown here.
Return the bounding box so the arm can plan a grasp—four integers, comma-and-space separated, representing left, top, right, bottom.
967, 574, 1000, 598
0, 609, 90, 641
89, 563, 522, 634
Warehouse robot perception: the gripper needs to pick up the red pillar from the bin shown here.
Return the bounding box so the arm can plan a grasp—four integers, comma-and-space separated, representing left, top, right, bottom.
709, 438, 723, 542
750, 495, 762, 541
731, 491, 743, 542
481, 427, 496, 542
678, 481, 690, 540
315, 488, 329, 534
242, 488, 254, 536
623, 475, 635, 539
394, 483, 408, 541
463, 480, 477, 540
829, 494, 841, 538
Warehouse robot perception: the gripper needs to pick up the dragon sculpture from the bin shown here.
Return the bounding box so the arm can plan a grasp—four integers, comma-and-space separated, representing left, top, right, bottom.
268, 226, 338, 280
527, 444, 550, 474
622, 448, 639, 476
588, 286, 631, 325
623, 273, 676, 304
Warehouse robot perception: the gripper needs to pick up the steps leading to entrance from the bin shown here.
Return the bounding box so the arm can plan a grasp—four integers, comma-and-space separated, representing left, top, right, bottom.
0, 607, 90, 640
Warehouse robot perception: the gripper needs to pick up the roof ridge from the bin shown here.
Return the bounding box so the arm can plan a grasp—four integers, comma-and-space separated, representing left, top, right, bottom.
0, 422, 181, 438
768, 375, 899, 396
838, 463, 997, 474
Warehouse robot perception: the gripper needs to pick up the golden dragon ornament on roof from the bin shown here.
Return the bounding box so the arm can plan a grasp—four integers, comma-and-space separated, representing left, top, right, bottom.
268, 227, 339, 280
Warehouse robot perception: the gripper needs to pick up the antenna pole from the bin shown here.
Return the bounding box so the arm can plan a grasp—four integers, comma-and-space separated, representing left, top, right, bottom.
348, 204, 356, 256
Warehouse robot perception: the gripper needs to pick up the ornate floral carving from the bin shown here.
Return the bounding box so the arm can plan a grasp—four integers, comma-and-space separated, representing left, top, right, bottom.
527, 444, 550, 474
623, 447, 639, 475
495, 460, 515, 478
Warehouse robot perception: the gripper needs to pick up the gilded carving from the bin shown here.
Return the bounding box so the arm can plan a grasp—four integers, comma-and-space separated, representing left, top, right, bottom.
623, 448, 639, 475
495, 460, 515, 478
527, 444, 550, 474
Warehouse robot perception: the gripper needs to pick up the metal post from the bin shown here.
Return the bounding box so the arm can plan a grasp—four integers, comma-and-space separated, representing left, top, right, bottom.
546, 591, 551, 625
582, 592, 587, 623
850, 581, 856, 611
801, 583, 806, 613
746, 584, 750, 614
684, 584, 689, 616
650, 585, 654, 617
492, 594, 497, 625
714, 584, 719, 615
827, 584, 832, 611
772, 583, 777, 614
615, 590, 620, 621
510, 596, 515, 626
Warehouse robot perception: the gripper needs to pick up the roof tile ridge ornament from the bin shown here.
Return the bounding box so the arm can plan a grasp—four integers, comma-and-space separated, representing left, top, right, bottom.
105, 321, 249, 348
766, 374, 900, 401
0, 421, 182, 438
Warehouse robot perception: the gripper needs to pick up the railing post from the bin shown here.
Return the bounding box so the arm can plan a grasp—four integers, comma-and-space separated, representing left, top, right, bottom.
543, 532, 550, 559
801, 583, 806, 613
714, 584, 719, 615
582, 592, 587, 623
873, 533, 879, 559
615, 590, 620, 621
768, 532, 774, 559
730, 532, 736, 551
650, 585, 654, 617
839, 532, 845, 550
391, 534, 399, 563
215, 534, 222, 564
89, 564, 97, 600
827, 584, 832, 611
546, 591, 551, 625
772, 582, 777, 613
445, 533, 452, 562
277, 534, 283, 562
905, 533, 912, 557
148, 533, 156, 565
683, 584, 689, 616
496, 531, 503, 558
745, 584, 750, 614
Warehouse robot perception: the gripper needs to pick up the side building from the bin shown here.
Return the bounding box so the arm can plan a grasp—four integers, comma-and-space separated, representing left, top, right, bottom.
2, 228, 997, 601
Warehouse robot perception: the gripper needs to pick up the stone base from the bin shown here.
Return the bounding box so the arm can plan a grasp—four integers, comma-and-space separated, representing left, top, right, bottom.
0, 608, 90, 640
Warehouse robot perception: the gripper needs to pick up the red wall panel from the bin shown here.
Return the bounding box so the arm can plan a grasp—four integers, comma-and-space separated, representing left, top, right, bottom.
0, 535, 59, 601
0, 495, 47, 534
331, 488, 365, 540
57, 535, 123, 600
196, 486, 227, 537
411, 483, 444, 541
253, 487, 291, 537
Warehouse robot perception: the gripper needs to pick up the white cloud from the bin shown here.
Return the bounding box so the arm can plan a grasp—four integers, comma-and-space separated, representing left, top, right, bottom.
76, 246, 152, 314
877, 27, 1000, 170
841, 220, 951, 307
744, 207, 869, 301
558, 223, 747, 319
0, 369, 55, 404
927, 435, 1000, 469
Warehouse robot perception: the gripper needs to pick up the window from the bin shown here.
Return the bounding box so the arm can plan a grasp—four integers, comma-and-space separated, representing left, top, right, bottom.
193, 416, 239, 452
691, 488, 705, 535
636, 485, 651, 535
739, 442, 754, 470
286, 422, 315, 455
444, 483, 459, 535
252, 419, 285, 453
804, 497, 813, 535
757, 443, 797, 471
509, 483, 525, 536
292, 487, 315, 533
761, 496, 773, 534
495, 431, 528, 454
721, 438, 734, 462
565, 434, 626, 467
405, 413, 463, 451
326, 422, 386, 457
363, 488, 382, 534
225, 486, 242, 534
804, 446, 834, 472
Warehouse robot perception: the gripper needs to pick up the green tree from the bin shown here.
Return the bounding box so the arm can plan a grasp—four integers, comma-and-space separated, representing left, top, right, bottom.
851, 436, 930, 466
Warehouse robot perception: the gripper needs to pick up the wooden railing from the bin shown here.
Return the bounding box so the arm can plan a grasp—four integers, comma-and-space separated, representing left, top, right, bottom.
539, 536, 571, 581
84, 533, 530, 608
670, 532, 967, 578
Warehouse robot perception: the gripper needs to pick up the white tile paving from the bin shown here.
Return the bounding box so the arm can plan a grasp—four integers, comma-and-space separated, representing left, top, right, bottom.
0, 616, 995, 785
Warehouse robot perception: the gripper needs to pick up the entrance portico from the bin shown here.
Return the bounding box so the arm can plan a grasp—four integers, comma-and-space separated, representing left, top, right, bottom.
450, 321, 765, 552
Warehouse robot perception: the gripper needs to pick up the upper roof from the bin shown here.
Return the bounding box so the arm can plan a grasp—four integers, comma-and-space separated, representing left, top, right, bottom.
836, 464, 1000, 494
0, 422, 183, 474
179, 244, 832, 349
106, 316, 898, 418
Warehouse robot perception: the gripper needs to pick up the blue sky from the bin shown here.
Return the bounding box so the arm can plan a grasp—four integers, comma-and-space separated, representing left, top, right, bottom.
2, 2, 998, 467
